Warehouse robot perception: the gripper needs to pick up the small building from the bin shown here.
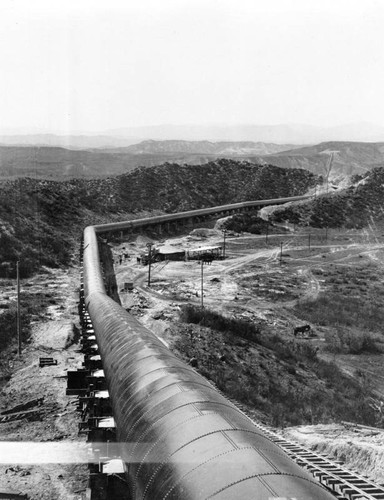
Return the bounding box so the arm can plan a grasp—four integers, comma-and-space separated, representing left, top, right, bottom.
157, 245, 185, 261
187, 245, 222, 260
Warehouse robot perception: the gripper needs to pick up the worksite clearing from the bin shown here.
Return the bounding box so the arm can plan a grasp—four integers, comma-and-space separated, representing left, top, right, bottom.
1, 219, 384, 498
114, 220, 384, 482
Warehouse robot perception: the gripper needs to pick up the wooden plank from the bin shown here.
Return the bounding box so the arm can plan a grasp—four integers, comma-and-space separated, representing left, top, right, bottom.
1, 397, 44, 416
0, 408, 42, 423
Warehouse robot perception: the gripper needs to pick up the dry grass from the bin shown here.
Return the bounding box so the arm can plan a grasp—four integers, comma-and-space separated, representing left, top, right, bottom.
0, 291, 54, 352
295, 263, 384, 354
176, 306, 378, 427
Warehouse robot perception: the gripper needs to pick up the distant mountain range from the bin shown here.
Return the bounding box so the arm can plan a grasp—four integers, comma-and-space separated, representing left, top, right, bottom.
112, 140, 300, 156
1, 139, 384, 180
103, 122, 384, 144
0, 134, 139, 150
1, 122, 384, 148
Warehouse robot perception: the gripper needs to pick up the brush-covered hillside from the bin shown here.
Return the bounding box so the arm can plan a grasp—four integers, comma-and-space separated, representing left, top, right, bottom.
0, 160, 316, 277
113, 160, 316, 212
271, 167, 384, 228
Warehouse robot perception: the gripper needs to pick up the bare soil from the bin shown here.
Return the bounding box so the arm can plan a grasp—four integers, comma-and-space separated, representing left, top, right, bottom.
2, 222, 384, 496
0, 267, 88, 500
113, 222, 384, 481
283, 423, 384, 484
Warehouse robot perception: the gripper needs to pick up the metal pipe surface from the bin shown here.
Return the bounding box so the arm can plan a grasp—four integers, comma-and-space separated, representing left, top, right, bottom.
82, 197, 335, 500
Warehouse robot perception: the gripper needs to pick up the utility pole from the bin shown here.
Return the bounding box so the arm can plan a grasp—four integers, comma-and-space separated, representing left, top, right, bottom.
325, 152, 334, 194
200, 259, 204, 308
16, 261, 21, 357
146, 243, 153, 287
265, 218, 269, 244
279, 242, 283, 266
308, 233, 311, 251
222, 229, 227, 259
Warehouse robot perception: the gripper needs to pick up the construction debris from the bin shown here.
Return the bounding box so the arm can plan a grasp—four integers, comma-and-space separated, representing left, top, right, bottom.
39, 357, 58, 368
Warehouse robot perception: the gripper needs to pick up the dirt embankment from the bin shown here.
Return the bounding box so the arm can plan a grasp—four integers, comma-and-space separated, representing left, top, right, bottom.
0, 267, 88, 500
283, 424, 384, 484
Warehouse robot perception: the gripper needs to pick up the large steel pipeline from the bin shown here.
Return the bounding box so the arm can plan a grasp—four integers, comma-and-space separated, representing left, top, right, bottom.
91, 195, 311, 234
83, 198, 336, 500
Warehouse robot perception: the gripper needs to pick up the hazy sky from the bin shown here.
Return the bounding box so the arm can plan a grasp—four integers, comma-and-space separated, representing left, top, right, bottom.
1, 0, 384, 133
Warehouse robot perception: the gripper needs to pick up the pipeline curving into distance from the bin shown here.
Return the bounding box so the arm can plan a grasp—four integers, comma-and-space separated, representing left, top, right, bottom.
82, 197, 335, 500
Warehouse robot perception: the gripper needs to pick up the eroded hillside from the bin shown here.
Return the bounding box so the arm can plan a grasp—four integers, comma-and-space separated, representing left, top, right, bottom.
2, 140, 384, 181
258, 141, 384, 179
271, 167, 384, 229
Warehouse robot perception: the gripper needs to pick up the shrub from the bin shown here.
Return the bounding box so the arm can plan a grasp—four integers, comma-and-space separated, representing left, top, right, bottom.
174, 314, 378, 427
224, 214, 269, 234
326, 328, 382, 355
179, 305, 261, 342
295, 293, 384, 338
0, 304, 30, 351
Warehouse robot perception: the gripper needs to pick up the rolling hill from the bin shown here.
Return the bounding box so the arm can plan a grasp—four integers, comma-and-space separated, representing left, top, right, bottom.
119, 139, 299, 155
1, 140, 384, 181
0, 146, 140, 179
258, 141, 384, 179
0, 141, 300, 179
0, 160, 316, 277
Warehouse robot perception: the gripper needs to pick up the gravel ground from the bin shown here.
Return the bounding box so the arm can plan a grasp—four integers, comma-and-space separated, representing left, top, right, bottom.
0, 267, 88, 500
